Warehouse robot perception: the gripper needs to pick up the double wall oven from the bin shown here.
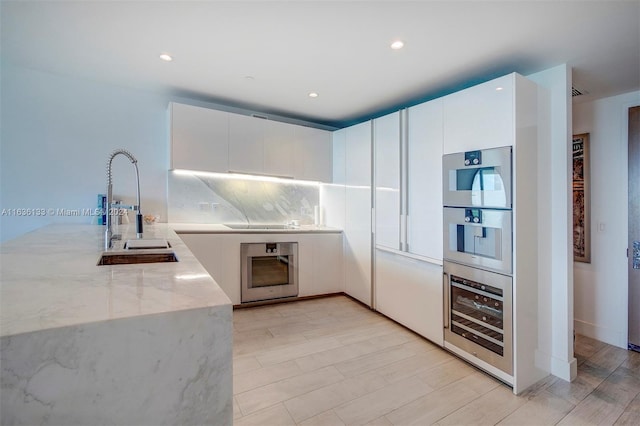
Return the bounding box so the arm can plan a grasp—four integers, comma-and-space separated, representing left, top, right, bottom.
442, 146, 514, 379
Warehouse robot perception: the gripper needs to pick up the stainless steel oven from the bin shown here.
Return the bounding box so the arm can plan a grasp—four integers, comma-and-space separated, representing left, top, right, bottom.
241, 242, 298, 303
443, 207, 512, 275
443, 146, 512, 209
444, 261, 513, 376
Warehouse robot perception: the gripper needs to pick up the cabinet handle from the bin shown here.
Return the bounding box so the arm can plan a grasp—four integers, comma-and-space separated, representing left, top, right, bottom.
443, 271, 450, 329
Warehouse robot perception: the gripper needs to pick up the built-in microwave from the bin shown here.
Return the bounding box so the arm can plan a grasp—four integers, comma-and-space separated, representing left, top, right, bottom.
443, 146, 512, 209
443, 207, 512, 275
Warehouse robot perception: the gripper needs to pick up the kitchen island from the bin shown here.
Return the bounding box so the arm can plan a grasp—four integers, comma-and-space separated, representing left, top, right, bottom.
0, 224, 232, 426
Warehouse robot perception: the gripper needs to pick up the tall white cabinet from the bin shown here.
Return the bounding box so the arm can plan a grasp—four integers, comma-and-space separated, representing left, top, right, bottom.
406, 100, 443, 261
373, 111, 401, 250
373, 100, 444, 345
327, 121, 373, 307
344, 122, 373, 306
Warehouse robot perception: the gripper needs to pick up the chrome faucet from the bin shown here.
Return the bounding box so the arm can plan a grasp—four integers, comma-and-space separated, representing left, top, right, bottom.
104, 149, 143, 249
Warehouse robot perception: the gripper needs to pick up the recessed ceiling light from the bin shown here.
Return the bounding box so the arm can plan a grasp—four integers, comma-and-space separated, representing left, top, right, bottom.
390, 40, 404, 50
159, 53, 173, 62
308, 92, 319, 98
496, 87, 504, 91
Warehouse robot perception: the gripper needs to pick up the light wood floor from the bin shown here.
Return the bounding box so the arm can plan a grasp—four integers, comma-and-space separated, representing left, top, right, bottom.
232, 295, 640, 425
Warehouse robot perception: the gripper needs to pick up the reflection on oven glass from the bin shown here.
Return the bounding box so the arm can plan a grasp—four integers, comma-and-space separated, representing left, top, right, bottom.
251, 256, 290, 287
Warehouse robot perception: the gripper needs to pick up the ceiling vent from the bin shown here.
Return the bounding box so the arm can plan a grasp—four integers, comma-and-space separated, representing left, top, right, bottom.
572, 86, 588, 97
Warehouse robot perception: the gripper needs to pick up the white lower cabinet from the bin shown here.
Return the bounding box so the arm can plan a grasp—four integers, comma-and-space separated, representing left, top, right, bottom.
309, 233, 344, 295
375, 249, 443, 346
177, 233, 242, 304
178, 232, 343, 305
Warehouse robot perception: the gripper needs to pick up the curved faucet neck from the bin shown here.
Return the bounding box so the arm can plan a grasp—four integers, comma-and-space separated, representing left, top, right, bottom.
105, 150, 143, 249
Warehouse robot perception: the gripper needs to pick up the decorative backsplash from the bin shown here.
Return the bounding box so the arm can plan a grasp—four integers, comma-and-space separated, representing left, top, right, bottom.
168, 171, 319, 225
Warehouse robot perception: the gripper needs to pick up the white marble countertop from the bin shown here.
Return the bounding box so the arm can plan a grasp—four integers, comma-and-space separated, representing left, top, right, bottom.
171, 223, 343, 234
0, 224, 231, 338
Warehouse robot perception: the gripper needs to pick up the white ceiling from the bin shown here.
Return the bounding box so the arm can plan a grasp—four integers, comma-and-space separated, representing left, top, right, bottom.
2, 1, 639, 128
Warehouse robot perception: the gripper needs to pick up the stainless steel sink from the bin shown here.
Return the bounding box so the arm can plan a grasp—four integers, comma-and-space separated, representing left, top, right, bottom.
97, 251, 178, 266
124, 239, 171, 250
224, 224, 291, 230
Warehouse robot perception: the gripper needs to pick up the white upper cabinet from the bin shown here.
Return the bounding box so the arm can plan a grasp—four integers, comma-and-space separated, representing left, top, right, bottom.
374, 111, 401, 250
332, 128, 347, 185
264, 119, 295, 178
228, 113, 265, 175
170, 103, 229, 172
293, 126, 333, 182
369, 102, 443, 261
345, 121, 373, 186
407, 99, 443, 261
443, 73, 515, 154
169, 102, 333, 182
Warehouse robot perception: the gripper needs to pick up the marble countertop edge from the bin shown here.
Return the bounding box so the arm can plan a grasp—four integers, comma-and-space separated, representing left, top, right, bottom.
0, 223, 232, 338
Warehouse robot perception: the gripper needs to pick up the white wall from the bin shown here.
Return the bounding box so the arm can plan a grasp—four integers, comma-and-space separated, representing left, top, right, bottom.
573, 90, 640, 348
526, 64, 577, 382
0, 64, 170, 242
0, 64, 330, 243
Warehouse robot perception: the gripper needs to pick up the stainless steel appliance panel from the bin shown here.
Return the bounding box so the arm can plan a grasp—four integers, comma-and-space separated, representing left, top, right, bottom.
444, 261, 513, 375
443, 146, 512, 209
241, 242, 298, 303
443, 207, 512, 275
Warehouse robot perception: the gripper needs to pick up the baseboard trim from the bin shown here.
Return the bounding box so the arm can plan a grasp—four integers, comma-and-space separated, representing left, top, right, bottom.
574, 319, 627, 349
233, 292, 345, 309
550, 355, 578, 382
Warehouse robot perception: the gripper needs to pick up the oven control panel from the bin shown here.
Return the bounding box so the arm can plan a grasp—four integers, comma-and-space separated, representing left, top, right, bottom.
266, 243, 278, 253
464, 208, 482, 224
464, 150, 482, 166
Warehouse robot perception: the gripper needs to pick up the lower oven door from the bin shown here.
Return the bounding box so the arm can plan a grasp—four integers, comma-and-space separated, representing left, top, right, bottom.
241, 242, 298, 303
443, 261, 513, 376
443, 207, 512, 275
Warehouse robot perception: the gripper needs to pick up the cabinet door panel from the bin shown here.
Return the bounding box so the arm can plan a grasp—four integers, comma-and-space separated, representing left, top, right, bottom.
374, 112, 401, 250
312, 233, 344, 294
345, 122, 372, 186
170, 103, 229, 172
345, 186, 371, 306
332, 129, 347, 184
294, 126, 332, 182
375, 250, 443, 345
330, 121, 372, 306
228, 114, 264, 174
407, 100, 443, 260
264, 120, 295, 178
443, 74, 514, 154
344, 121, 372, 306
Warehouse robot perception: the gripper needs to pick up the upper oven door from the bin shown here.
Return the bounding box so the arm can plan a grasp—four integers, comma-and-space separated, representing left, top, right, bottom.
443, 146, 512, 209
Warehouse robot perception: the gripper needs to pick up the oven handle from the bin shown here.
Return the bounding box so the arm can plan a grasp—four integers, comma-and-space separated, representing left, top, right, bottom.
443, 271, 450, 329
